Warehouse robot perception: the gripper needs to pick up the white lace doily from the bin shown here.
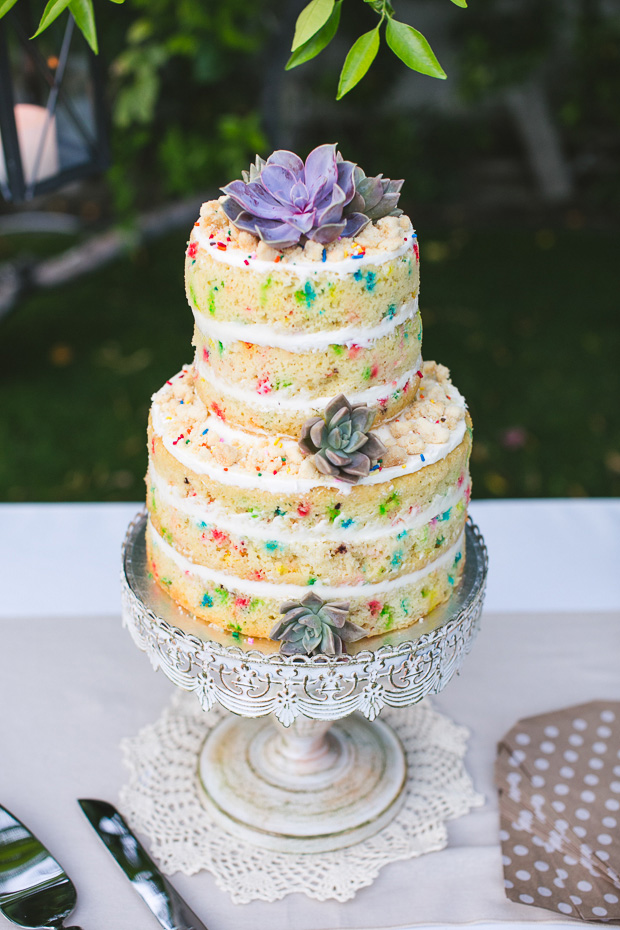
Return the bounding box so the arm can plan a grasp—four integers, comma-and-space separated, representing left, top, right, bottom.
119, 693, 484, 904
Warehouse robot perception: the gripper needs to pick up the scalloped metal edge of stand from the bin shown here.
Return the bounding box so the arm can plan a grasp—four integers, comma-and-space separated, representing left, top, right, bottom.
121, 511, 488, 726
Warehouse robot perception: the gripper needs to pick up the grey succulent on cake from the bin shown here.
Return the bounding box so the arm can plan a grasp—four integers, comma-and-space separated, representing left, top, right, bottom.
299, 394, 387, 484
270, 592, 365, 656
344, 166, 404, 222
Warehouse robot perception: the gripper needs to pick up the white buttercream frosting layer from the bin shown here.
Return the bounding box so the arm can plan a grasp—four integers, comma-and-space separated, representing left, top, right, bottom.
193, 223, 415, 277
148, 518, 464, 599
149, 464, 468, 543
194, 355, 422, 411
192, 297, 419, 351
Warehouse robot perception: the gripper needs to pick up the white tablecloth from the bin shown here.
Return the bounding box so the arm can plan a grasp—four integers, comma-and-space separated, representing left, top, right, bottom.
1, 500, 620, 618
1, 500, 619, 930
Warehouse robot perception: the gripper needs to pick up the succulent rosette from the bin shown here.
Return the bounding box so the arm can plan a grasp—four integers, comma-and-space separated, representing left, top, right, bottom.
299, 394, 387, 485
270, 592, 365, 657
221, 144, 404, 250
221, 144, 368, 249
344, 165, 404, 221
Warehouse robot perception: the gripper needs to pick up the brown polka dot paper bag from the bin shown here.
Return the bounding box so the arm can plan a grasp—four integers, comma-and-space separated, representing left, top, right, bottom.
496, 700, 620, 922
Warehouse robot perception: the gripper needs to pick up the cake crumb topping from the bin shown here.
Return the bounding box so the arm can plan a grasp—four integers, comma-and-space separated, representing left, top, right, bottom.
151, 360, 466, 487
192, 200, 415, 267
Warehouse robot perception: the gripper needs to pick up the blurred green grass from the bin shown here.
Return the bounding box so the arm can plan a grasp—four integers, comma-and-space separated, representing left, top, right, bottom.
0, 225, 618, 501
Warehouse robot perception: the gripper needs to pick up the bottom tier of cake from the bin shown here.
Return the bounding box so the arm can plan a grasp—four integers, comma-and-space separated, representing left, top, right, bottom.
145, 359, 472, 645
146, 517, 465, 640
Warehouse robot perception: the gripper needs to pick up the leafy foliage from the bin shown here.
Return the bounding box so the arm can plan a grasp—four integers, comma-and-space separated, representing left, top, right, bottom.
0, 0, 466, 97
156, 114, 266, 198
292, 0, 335, 51
30, 0, 117, 52
292, 0, 463, 96
66, 0, 98, 52
0, 0, 20, 16
385, 18, 446, 80
337, 26, 381, 99
32, 0, 72, 41
286, 0, 342, 71
100, 0, 271, 213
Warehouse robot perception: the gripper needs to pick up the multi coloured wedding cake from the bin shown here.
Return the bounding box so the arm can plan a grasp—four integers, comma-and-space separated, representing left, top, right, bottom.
145, 145, 472, 655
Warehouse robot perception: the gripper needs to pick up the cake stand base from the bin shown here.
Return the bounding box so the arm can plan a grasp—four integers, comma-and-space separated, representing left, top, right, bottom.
120, 693, 484, 903
198, 713, 406, 853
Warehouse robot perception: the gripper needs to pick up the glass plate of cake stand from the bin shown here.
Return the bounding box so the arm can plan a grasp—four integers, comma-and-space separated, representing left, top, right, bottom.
121, 511, 488, 854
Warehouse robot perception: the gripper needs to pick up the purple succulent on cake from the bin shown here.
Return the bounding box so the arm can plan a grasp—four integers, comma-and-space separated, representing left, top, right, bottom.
220, 144, 369, 249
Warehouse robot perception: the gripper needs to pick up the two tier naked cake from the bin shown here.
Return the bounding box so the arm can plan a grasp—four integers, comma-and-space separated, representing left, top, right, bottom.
145, 145, 472, 655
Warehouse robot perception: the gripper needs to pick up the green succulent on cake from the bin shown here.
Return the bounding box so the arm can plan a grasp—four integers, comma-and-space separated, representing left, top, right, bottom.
241, 155, 267, 184
344, 166, 404, 222
299, 394, 387, 484
270, 592, 365, 656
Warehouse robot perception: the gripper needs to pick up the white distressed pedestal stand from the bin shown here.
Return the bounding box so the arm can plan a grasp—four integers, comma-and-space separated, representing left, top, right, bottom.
121, 512, 488, 884
199, 712, 406, 853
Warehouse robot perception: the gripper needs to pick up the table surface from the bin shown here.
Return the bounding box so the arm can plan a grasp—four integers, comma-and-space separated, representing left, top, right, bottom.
1, 499, 619, 930
1, 499, 620, 618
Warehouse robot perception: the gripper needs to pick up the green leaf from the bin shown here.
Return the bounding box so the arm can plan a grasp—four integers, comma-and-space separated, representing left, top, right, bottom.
108, 0, 126, 4
385, 18, 446, 79
449, 0, 467, 6
292, 0, 334, 52
336, 27, 380, 99
32, 0, 71, 38
127, 17, 153, 44
69, 0, 98, 53
0, 0, 19, 19
286, 0, 341, 70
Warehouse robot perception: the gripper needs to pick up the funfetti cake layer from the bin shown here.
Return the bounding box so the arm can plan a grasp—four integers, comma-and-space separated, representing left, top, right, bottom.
191, 300, 422, 436
146, 519, 465, 640
145, 361, 472, 638
185, 200, 421, 434
148, 461, 469, 586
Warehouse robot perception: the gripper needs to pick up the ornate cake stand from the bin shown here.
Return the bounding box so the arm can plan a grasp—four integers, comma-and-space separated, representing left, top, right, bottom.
121, 512, 488, 854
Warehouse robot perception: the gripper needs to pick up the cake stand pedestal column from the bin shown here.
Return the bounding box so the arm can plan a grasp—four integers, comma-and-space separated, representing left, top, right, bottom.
198, 713, 406, 853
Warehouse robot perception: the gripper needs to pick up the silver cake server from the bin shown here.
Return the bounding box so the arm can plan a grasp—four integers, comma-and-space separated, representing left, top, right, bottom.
0, 803, 82, 930
78, 799, 207, 930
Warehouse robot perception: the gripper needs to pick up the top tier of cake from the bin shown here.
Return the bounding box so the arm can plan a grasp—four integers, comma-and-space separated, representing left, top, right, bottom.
185, 200, 422, 436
